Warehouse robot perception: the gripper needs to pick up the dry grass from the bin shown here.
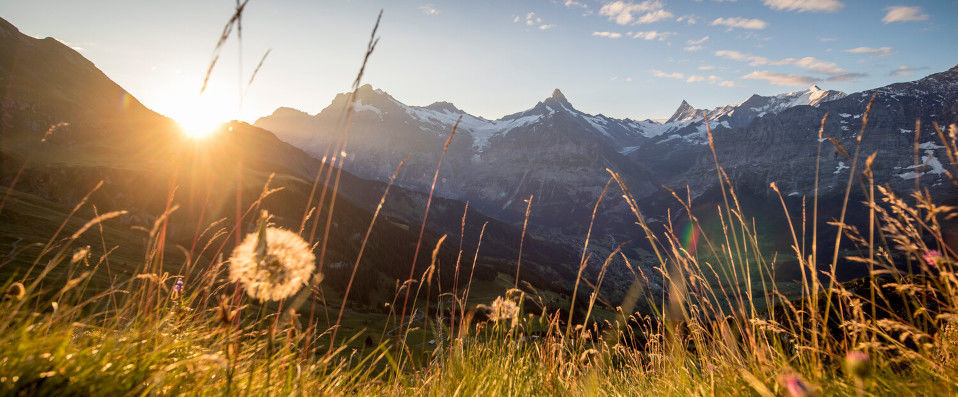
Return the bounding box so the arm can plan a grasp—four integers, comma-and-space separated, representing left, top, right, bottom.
1, 6, 957, 397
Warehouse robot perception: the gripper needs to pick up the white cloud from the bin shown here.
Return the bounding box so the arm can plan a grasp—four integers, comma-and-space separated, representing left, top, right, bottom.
676, 15, 697, 24
564, 0, 588, 8
889, 65, 927, 77
743, 71, 817, 86
526, 12, 541, 26
636, 9, 674, 23
717, 50, 849, 75
593, 31, 624, 39
419, 5, 439, 15
823, 72, 866, 82
653, 70, 735, 86
685, 36, 708, 51
844, 46, 893, 56
715, 50, 769, 66
652, 69, 685, 79
763, 0, 843, 13
633, 31, 674, 40
599, 1, 672, 25
882, 6, 929, 23
516, 12, 555, 30
711, 17, 768, 30
689, 74, 737, 86
699, 65, 716, 70
772, 56, 844, 75
889, 65, 913, 77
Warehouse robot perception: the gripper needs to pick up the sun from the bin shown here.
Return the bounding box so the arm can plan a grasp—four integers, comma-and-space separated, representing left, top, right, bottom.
160, 88, 237, 139
176, 111, 226, 139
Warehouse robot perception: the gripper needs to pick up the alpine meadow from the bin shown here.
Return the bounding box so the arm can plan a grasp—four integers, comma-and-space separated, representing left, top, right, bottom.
1, 1, 957, 396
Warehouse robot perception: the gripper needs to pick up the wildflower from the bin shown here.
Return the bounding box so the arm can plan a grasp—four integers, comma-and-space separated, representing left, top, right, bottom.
229, 225, 316, 301
845, 350, 871, 379
923, 250, 941, 267
71, 246, 90, 264
5, 282, 25, 301
782, 374, 814, 397
171, 278, 184, 299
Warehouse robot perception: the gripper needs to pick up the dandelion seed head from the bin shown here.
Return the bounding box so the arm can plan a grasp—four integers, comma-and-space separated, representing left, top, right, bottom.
229, 227, 316, 301
486, 296, 519, 322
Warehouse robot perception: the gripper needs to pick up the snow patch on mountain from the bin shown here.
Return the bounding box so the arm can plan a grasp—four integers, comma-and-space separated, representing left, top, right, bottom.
897, 150, 946, 179
354, 101, 383, 118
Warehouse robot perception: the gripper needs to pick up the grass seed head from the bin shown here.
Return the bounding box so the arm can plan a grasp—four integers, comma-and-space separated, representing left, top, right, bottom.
5, 282, 25, 301
71, 246, 90, 264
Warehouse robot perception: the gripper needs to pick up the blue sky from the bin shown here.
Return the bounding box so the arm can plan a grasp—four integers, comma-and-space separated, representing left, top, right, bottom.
2, 0, 956, 127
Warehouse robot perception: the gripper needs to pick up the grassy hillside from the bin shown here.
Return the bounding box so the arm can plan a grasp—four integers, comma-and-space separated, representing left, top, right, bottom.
1, 122, 957, 394
2, 10, 958, 397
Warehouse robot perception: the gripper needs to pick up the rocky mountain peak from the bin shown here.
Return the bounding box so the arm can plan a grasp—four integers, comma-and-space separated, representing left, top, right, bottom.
666, 100, 706, 123
425, 101, 462, 114
550, 88, 567, 102
0, 16, 19, 39
355, 83, 384, 98
543, 88, 572, 109
269, 106, 311, 118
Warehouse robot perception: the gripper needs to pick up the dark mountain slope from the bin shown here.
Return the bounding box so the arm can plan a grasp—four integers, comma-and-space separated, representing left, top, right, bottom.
0, 17, 582, 310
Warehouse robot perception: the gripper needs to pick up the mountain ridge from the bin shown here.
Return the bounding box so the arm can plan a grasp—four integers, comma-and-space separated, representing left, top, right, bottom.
255, 64, 956, 251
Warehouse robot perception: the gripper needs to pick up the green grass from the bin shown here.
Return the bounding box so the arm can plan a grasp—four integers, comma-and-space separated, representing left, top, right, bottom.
1, 121, 957, 395
1, 12, 956, 391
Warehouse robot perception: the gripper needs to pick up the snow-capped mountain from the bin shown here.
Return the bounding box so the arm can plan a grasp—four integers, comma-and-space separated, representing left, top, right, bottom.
256, 85, 656, 236
256, 83, 846, 181
681, 65, 958, 199
721, 85, 846, 129
255, 68, 956, 248
637, 85, 847, 147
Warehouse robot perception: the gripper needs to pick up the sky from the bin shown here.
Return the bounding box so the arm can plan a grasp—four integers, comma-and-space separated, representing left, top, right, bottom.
2, 0, 957, 129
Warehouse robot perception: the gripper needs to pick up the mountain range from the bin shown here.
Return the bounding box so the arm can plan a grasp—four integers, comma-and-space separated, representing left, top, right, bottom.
1, 13, 956, 313
0, 16, 588, 310
255, 68, 956, 247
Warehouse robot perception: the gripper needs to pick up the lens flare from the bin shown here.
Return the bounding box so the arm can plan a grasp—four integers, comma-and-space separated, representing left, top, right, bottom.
681, 220, 700, 256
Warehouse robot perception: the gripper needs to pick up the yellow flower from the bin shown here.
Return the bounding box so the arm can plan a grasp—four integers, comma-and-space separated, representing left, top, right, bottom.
229, 226, 316, 301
